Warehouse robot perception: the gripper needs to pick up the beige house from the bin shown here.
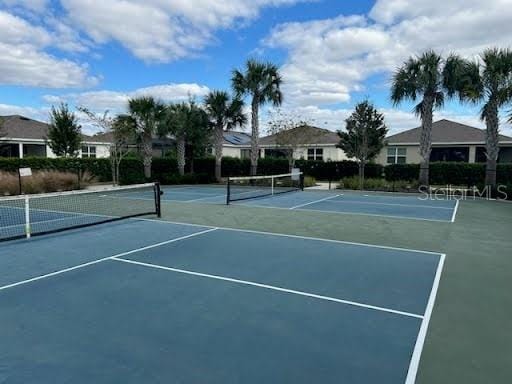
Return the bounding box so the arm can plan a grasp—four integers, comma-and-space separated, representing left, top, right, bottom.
377, 119, 512, 165
213, 126, 349, 161
0, 115, 111, 159
259, 125, 348, 161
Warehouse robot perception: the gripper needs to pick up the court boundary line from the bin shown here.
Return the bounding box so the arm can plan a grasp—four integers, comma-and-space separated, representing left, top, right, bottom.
227, 202, 453, 223
451, 200, 459, 222
136, 218, 444, 256
0, 228, 218, 292
405, 253, 446, 383
289, 194, 341, 209
111, 257, 423, 319
321, 198, 455, 210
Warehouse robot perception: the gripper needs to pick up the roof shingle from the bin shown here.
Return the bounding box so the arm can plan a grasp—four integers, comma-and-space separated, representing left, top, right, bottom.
260, 125, 339, 145
0, 115, 105, 143
387, 119, 512, 144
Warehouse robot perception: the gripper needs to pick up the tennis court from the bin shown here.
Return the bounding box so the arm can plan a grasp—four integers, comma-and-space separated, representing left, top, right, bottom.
0, 216, 444, 384
159, 185, 459, 222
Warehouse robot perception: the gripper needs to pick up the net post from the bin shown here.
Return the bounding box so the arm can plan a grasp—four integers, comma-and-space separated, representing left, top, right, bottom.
24, 195, 31, 239
154, 182, 162, 218
271, 176, 275, 195
300, 173, 305, 191
226, 177, 231, 205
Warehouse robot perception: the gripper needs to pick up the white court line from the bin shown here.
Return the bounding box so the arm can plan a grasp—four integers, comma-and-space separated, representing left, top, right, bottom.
289, 194, 341, 209
111, 257, 423, 319
405, 253, 446, 384
0, 228, 218, 292
231, 203, 453, 223
186, 194, 226, 202
451, 200, 460, 223
321, 198, 455, 210
135, 217, 444, 256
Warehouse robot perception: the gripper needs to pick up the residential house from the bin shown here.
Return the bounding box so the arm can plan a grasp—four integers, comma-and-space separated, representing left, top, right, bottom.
377, 119, 512, 165
0, 115, 111, 158
259, 125, 347, 161
218, 131, 252, 159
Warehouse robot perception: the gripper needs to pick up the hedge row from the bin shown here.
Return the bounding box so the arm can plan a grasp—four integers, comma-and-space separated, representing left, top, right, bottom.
1, 157, 511, 187
386, 162, 512, 185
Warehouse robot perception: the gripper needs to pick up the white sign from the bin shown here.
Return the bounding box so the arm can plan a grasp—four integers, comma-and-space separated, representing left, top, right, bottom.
19, 167, 32, 177
291, 168, 300, 180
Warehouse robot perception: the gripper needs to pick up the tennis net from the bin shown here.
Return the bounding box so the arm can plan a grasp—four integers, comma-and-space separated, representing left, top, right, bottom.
0, 183, 161, 242
226, 172, 304, 204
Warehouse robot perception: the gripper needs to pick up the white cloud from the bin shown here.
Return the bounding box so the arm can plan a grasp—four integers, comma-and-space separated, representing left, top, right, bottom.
263, 0, 512, 109
1, 0, 49, 13
0, 10, 97, 87
0, 10, 51, 46
44, 83, 211, 113
60, 0, 311, 62
0, 43, 98, 88
0, 103, 49, 122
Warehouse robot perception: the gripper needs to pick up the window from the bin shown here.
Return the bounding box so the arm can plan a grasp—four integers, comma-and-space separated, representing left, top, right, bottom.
265, 149, 288, 158
387, 147, 406, 164
475, 147, 487, 163
240, 149, 261, 159
81, 145, 96, 158
307, 148, 323, 161
240, 149, 250, 159
430, 147, 469, 162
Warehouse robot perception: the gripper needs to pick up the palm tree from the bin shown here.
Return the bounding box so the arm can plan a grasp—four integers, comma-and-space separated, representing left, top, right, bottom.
391, 50, 446, 186
444, 48, 512, 187
127, 96, 166, 179
232, 59, 282, 175
204, 90, 246, 182
163, 100, 210, 176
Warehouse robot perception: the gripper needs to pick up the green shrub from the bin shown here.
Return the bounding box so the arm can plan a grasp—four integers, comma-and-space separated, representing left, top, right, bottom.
303, 176, 316, 188
338, 176, 418, 192
119, 158, 145, 185
384, 164, 419, 182
258, 158, 289, 175
221, 157, 250, 177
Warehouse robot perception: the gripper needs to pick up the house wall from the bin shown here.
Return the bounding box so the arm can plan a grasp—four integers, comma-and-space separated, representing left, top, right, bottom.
377, 144, 512, 165
261, 145, 349, 161
376, 145, 422, 165
292, 146, 348, 161
221, 146, 243, 158
0, 139, 110, 159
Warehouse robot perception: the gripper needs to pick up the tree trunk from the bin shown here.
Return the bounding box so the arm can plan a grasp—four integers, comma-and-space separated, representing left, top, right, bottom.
110, 147, 117, 185
485, 100, 499, 188
142, 132, 152, 179
418, 97, 434, 186
358, 161, 365, 190
214, 125, 223, 182
116, 161, 121, 186
250, 97, 259, 176
177, 136, 185, 176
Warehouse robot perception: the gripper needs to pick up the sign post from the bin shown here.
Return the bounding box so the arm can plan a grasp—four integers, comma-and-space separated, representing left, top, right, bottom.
18, 167, 32, 195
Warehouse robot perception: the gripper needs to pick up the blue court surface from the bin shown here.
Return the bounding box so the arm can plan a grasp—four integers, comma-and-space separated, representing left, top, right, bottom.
0, 219, 444, 383
160, 185, 459, 222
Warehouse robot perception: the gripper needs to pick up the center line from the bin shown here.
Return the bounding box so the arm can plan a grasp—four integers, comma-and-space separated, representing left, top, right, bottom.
112, 257, 423, 319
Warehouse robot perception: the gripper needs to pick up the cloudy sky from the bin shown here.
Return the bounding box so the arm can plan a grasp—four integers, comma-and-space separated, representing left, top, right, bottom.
1, 0, 511, 135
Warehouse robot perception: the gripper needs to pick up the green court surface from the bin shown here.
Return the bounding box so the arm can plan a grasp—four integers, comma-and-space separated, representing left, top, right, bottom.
159, 195, 512, 384
0, 186, 510, 383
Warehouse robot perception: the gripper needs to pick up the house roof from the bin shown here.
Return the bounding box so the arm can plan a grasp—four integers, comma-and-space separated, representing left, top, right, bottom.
222, 131, 251, 146
387, 119, 512, 144
0, 115, 107, 143
259, 125, 339, 146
